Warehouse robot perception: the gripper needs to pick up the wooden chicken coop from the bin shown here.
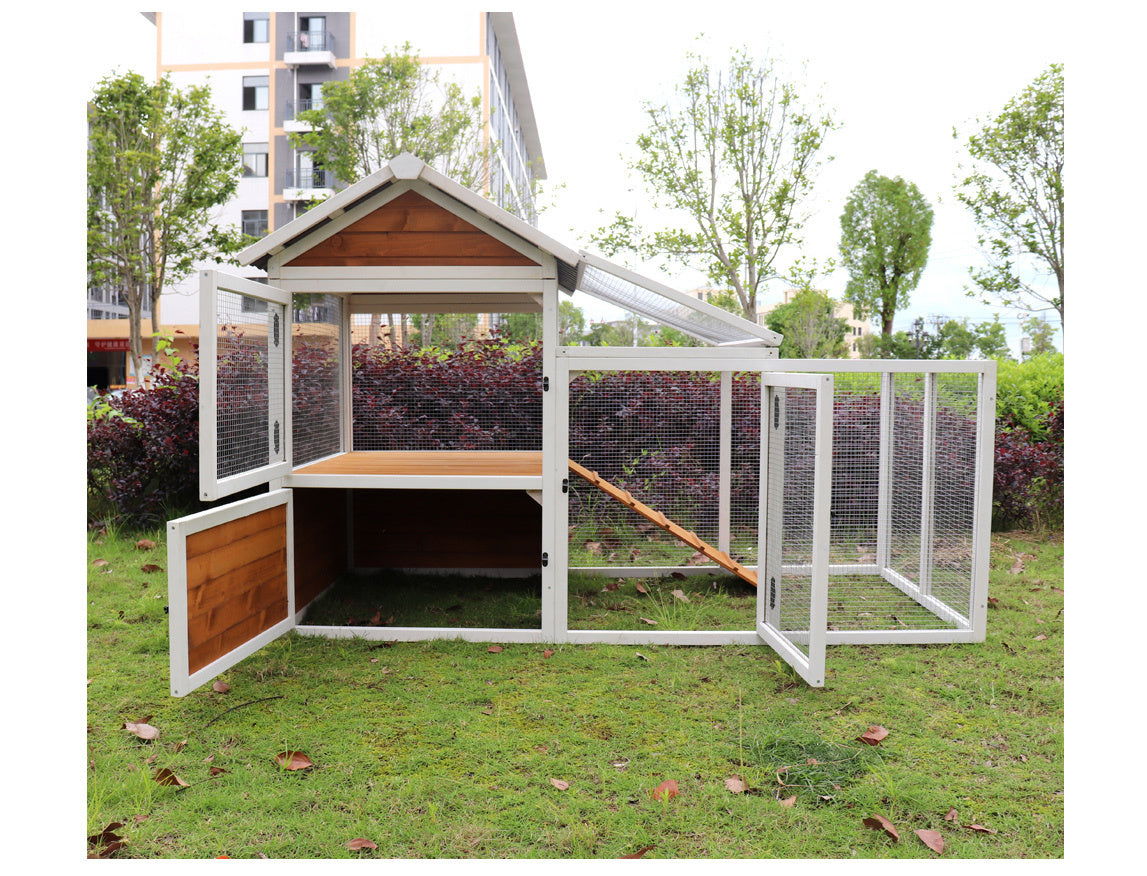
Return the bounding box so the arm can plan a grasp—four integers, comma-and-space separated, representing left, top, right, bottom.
166, 153, 996, 695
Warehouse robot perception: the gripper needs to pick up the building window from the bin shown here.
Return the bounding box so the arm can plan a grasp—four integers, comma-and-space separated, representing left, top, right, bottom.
243, 13, 269, 44
242, 210, 269, 238
298, 15, 326, 49
242, 76, 269, 111
297, 82, 324, 113
242, 143, 268, 178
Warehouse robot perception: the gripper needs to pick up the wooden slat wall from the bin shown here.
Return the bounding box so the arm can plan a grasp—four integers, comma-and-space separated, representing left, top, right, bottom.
184, 505, 289, 674
292, 488, 349, 609
352, 489, 541, 570
285, 190, 538, 268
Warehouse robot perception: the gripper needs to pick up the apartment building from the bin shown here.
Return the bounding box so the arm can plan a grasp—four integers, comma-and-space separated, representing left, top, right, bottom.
87, 10, 545, 388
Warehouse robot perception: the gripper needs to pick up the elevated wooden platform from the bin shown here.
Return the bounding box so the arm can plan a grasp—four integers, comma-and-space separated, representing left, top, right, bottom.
293, 450, 543, 477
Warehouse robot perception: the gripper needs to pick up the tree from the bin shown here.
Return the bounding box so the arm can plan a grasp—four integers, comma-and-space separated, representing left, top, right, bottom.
763, 290, 848, 358
292, 44, 487, 190
591, 47, 835, 322
1022, 315, 1057, 356
838, 171, 934, 345
955, 63, 1064, 329
87, 72, 245, 380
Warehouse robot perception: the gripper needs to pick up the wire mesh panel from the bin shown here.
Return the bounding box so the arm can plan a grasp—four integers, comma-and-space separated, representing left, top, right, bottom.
291, 295, 343, 466
201, 272, 291, 501
350, 316, 542, 452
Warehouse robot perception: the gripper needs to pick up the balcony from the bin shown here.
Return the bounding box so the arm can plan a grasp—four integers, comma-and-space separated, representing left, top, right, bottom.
284, 98, 324, 133
284, 31, 335, 67
283, 168, 336, 201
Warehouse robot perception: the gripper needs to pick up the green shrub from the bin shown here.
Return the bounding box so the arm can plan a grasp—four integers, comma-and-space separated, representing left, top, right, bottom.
995, 352, 1063, 440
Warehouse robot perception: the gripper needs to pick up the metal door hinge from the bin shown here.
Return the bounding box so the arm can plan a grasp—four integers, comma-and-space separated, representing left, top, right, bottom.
562, 478, 569, 494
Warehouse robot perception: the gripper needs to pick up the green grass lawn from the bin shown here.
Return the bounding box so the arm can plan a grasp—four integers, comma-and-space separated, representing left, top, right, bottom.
86, 526, 1063, 859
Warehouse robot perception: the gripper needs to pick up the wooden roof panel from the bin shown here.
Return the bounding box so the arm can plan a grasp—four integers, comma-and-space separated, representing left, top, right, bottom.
284, 190, 538, 268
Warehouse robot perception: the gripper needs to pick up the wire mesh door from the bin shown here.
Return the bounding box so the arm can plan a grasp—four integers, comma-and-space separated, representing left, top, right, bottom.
757, 372, 834, 687
198, 271, 293, 501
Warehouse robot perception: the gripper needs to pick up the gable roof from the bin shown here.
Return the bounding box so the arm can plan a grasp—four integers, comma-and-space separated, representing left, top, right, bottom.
238, 154, 780, 347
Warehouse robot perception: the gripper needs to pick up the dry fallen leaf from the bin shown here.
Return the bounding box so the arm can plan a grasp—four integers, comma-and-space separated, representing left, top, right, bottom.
92, 559, 110, 567
916, 829, 944, 853
779, 795, 797, 808
274, 751, 314, 771
640, 617, 658, 625
944, 808, 959, 822
635, 581, 649, 595
862, 814, 899, 842
857, 725, 889, 746
725, 776, 747, 794
124, 722, 160, 741
87, 822, 127, 858
1010, 558, 1025, 574
542, 649, 555, 658
549, 777, 570, 791
671, 589, 690, 603
136, 539, 156, 551
618, 845, 655, 859
652, 779, 679, 801
153, 768, 190, 788
487, 645, 503, 653
212, 681, 230, 693
964, 823, 998, 834
345, 838, 378, 851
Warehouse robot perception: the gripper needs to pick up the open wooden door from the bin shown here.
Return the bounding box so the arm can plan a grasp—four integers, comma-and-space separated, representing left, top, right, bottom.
167, 490, 294, 697
757, 373, 834, 687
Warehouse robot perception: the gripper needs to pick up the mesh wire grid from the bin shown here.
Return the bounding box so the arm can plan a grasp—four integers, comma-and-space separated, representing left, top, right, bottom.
350, 313, 543, 452
214, 289, 286, 480
291, 295, 343, 466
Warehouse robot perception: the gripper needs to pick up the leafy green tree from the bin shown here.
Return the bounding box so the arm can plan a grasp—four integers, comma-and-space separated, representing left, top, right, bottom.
955, 64, 1064, 329
1022, 315, 1058, 356
292, 44, 487, 189
87, 71, 245, 379
591, 47, 835, 322
838, 171, 934, 344
558, 300, 587, 345
763, 290, 848, 358
969, 315, 1012, 359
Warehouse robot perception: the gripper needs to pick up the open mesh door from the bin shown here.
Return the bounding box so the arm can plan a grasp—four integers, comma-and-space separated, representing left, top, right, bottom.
199, 271, 292, 501
758, 373, 833, 687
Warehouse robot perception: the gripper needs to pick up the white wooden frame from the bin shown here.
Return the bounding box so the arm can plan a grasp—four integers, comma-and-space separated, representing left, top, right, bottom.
198, 271, 294, 501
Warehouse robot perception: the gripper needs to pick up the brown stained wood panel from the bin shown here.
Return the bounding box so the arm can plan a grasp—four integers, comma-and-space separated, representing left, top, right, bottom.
183, 505, 289, 673
189, 598, 289, 676
284, 190, 538, 268
293, 488, 349, 610
293, 451, 542, 478
353, 489, 541, 569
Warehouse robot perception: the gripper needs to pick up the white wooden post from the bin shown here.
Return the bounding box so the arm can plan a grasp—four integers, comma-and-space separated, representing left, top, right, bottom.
719, 371, 732, 554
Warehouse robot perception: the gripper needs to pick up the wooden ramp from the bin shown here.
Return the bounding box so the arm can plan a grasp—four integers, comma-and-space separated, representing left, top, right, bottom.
568, 460, 757, 588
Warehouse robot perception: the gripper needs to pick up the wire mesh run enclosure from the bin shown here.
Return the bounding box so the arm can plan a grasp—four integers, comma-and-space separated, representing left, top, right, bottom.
557, 353, 994, 650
